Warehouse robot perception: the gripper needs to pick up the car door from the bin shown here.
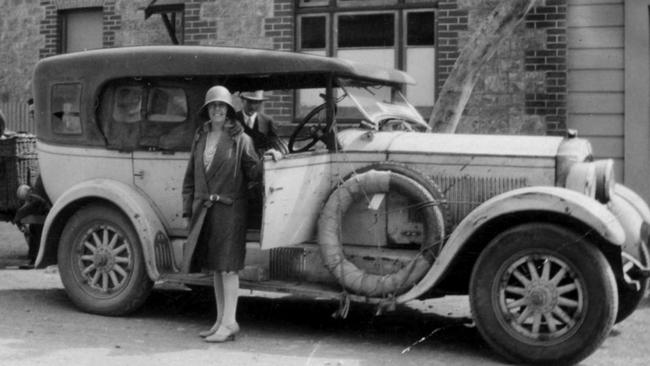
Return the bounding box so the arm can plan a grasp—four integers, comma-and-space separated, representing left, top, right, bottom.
261, 152, 333, 249
131, 84, 196, 236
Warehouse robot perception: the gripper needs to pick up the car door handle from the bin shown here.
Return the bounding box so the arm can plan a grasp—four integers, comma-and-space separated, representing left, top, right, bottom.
134, 170, 145, 179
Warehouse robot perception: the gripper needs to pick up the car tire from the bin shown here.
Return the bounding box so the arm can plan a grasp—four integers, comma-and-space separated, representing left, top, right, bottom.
469, 223, 617, 365
58, 204, 153, 316
350, 162, 450, 242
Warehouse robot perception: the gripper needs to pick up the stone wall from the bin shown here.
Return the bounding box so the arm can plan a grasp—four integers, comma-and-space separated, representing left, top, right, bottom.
0, 0, 44, 104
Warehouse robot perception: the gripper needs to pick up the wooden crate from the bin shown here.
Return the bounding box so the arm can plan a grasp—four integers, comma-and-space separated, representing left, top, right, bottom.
0, 134, 38, 213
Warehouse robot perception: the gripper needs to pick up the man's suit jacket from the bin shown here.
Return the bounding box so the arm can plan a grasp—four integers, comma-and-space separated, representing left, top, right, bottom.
235, 110, 278, 152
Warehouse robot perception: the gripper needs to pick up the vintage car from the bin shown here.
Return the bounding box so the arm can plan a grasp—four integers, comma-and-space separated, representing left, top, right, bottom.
23, 45, 650, 365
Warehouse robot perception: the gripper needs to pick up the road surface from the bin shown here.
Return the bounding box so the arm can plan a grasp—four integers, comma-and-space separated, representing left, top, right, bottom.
1, 222, 649, 365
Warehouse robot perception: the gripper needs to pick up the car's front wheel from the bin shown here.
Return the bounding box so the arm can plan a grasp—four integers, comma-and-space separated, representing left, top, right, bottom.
58, 204, 153, 316
469, 223, 617, 365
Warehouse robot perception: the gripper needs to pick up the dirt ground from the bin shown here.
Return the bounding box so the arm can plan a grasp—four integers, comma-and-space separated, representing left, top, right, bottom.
1, 222, 650, 366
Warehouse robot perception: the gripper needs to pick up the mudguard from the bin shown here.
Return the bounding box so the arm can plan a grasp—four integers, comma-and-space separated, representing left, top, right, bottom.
614, 184, 650, 224
396, 186, 626, 303
34, 179, 168, 280
610, 184, 650, 274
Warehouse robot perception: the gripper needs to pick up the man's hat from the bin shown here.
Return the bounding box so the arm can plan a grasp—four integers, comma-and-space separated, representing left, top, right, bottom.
240, 90, 269, 101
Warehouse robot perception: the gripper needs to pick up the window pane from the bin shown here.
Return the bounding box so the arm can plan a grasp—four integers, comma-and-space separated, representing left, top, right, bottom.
338, 13, 394, 48
406, 48, 435, 112
147, 87, 187, 122
63, 9, 103, 53
297, 50, 327, 122
299, 0, 328, 7
407, 11, 435, 46
113, 86, 143, 123
300, 16, 326, 49
51, 84, 82, 135
338, 0, 398, 6
337, 48, 395, 68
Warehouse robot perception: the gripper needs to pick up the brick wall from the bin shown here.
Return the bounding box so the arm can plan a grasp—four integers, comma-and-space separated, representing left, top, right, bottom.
524, 0, 567, 135
437, 0, 567, 135
38, 1, 57, 59
436, 0, 468, 98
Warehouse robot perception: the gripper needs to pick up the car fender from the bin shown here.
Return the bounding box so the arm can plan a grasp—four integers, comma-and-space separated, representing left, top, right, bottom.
396, 186, 626, 303
34, 179, 168, 280
609, 185, 650, 273
614, 183, 650, 224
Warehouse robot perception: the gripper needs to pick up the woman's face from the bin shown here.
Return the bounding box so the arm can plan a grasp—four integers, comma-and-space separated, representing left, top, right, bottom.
208, 102, 229, 124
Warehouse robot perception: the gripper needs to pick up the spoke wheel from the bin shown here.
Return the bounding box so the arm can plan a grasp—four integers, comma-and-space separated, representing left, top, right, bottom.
498, 254, 584, 341
58, 204, 153, 316
470, 223, 617, 365
76, 224, 133, 295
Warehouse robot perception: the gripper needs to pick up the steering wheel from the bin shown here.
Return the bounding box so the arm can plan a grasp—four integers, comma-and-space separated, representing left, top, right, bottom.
288, 102, 328, 153
289, 93, 347, 153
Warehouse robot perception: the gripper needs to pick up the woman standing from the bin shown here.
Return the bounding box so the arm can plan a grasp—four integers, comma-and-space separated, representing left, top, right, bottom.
182, 85, 260, 343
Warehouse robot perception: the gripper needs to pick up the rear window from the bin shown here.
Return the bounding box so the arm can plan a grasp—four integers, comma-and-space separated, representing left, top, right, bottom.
51, 83, 83, 135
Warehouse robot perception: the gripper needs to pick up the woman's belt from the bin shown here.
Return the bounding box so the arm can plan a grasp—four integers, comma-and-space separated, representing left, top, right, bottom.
196, 193, 235, 206
181, 193, 237, 272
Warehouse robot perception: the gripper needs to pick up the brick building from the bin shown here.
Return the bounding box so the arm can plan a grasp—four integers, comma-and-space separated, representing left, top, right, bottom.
1, 0, 650, 200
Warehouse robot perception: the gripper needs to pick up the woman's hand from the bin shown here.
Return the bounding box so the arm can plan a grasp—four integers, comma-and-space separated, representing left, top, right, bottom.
264, 148, 283, 161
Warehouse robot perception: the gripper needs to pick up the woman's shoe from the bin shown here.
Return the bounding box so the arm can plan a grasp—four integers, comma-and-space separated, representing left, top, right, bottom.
198, 323, 220, 338
204, 323, 239, 343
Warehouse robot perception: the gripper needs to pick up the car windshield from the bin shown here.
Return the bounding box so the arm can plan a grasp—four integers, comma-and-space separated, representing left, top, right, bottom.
339, 81, 428, 131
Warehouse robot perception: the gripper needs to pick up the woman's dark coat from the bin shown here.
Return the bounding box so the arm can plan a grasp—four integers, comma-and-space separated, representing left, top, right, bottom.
182, 121, 261, 272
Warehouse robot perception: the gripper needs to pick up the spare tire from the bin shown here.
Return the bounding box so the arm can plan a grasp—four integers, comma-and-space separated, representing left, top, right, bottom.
317, 169, 447, 297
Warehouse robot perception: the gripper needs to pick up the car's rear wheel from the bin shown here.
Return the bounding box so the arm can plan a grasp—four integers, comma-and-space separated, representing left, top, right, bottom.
58, 204, 153, 316
469, 223, 617, 365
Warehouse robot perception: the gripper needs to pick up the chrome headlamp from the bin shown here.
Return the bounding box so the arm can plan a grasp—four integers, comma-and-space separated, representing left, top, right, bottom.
565, 159, 615, 203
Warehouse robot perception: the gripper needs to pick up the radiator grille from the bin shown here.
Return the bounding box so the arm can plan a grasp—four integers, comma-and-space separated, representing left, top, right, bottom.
432, 175, 528, 227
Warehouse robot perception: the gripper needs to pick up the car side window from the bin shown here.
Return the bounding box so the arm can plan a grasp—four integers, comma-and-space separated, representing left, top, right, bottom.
51, 83, 82, 135
147, 87, 187, 122
113, 86, 143, 123
99, 80, 194, 152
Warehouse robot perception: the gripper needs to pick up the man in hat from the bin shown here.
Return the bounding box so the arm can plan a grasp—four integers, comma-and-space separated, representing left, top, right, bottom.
235, 90, 280, 154
235, 90, 281, 229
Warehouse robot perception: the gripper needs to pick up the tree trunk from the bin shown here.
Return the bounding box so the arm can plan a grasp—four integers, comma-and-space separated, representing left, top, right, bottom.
428, 0, 538, 133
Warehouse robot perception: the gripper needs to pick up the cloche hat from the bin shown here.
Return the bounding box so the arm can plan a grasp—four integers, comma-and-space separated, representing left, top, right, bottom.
199, 85, 235, 119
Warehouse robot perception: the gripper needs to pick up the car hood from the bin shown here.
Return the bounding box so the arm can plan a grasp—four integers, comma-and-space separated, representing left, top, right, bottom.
337, 129, 565, 158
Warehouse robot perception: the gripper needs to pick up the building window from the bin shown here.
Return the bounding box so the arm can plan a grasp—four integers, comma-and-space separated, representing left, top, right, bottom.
296, 1, 436, 116
336, 12, 397, 69
299, 16, 327, 50
405, 10, 435, 114
59, 8, 103, 53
